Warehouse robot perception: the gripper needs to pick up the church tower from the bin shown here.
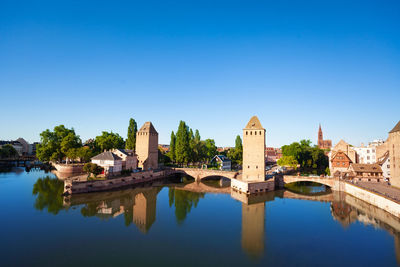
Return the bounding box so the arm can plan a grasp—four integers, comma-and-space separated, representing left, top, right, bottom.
318, 124, 324, 148
136, 122, 158, 170
242, 116, 266, 182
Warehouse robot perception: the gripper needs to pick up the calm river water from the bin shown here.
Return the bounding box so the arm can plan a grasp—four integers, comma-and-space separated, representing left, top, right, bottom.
1, 168, 399, 266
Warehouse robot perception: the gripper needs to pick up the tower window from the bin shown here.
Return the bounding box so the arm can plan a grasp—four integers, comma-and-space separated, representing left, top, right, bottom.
255, 131, 257, 135
246, 131, 248, 135
259, 131, 262, 135
250, 131, 252, 135
248, 165, 250, 168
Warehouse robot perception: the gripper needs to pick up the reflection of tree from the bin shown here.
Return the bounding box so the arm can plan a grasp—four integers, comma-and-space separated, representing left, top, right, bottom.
32, 176, 65, 215
81, 202, 102, 217
168, 188, 204, 224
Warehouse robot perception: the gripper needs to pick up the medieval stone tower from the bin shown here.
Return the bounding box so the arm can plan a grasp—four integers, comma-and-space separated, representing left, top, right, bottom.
136, 121, 158, 170
243, 116, 266, 182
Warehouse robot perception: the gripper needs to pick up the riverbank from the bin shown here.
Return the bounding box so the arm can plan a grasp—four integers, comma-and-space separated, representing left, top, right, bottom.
63, 169, 176, 195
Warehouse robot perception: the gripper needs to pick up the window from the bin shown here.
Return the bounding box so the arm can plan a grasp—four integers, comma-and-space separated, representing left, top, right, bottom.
250, 131, 252, 135
255, 131, 257, 135
246, 131, 248, 135
342, 162, 345, 166
367, 150, 370, 153
256, 166, 258, 169
248, 165, 250, 168
259, 131, 262, 135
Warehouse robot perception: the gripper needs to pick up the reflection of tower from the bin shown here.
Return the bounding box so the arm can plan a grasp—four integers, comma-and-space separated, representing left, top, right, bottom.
133, 189, 158, 233
394, 234, 400, 265
241, 202, 265, 259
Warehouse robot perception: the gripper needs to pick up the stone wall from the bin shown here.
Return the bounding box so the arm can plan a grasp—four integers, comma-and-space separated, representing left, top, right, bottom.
390, 131, 400, 188
53, 163, 84, 175
343, 182, 400, 217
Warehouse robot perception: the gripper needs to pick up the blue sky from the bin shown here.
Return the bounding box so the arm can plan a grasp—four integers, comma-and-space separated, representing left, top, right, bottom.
1, 0, 399, 147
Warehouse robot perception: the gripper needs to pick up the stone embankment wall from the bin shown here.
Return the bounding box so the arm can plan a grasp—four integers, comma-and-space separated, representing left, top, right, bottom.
64, 169, 175, 195
54, 163, 84, 175
343, 182, 400, 218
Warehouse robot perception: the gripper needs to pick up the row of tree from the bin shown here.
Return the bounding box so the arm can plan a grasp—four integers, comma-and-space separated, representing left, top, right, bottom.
168, 121, 218, 165
36, 118, 139, 163
277, 139, 329, 174
0, 144, 18, 159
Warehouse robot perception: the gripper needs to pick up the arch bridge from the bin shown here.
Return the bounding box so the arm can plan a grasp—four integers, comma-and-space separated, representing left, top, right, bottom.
173, 168, 239, 181
281, 175, 340, 190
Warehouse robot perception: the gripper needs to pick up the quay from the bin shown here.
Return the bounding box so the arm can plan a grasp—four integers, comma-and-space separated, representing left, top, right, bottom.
63, 169, 176, 195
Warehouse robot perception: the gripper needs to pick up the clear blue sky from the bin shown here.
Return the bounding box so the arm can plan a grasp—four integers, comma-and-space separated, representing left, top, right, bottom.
1, 0, 399, 147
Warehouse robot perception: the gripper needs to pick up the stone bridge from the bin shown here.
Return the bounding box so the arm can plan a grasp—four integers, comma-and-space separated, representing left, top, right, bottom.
173, 168, 240, 181
281, 175, 340, 190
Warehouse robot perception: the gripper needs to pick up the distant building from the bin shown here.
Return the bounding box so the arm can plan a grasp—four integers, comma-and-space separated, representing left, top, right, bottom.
318, 124, 332, 150
378, 151, 390, 178
242, 116, 266, 182
353, 144, 377, 164
265, 147, 282, 163
211, 155, 232, 171
91, 151, 123, 176
158, 144, 170, 153
389, 121, 400, 188
136, 122, 159, 170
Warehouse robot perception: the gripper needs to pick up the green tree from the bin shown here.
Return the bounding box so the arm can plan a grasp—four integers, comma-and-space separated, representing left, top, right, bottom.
95, 131, 125, 152
83, 163, 103, 177
169, 131, 176, 163
77, 147, 93, 162
277, 155, 299, 169
204, 139, 217, 162
126, 118, 138, 150
36, 125, 82, 162
0, 144, 18, 159
175, 121, 190, 165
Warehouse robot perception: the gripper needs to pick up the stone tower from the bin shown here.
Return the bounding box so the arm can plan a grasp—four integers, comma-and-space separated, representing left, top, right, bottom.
318, 124, 323, 148
241, 202, 265, 258
136, 121, 158, 170
389, 121, 400, 188
243, 116, 266, 182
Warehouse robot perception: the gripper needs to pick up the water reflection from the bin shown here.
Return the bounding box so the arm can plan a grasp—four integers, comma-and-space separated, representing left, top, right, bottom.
32, 176, 400, 263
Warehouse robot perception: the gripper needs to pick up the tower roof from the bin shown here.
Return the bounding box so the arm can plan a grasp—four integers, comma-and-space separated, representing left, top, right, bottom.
389, 121, 400, 134
244, 116, 264, 129
138, 122, 158, 134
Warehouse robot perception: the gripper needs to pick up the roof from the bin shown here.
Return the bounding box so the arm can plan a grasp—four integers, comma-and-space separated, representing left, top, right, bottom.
378, 151, 389, 165
138, 121, 158, 134
331, 150, 352, 163
91, 151, 122, 161
244, 116, 264, 129
389, 121, 400, 133
350, 163, 382, 173
113, 148, 134, 156
212, 155, 231, 162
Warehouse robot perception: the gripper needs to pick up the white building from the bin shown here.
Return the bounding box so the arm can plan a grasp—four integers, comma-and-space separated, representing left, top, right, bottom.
91, 151, 122, 176
211, 155, 232, 171
353, 140, 384, 164
378, 151, 390, 178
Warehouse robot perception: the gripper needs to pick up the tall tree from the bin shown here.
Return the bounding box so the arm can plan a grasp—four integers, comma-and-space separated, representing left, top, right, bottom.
169, 131, 176, 163
194, 129, 201, 142
175, 121, 190, 165
204, 139, 217, 162
126, 118, 138, 150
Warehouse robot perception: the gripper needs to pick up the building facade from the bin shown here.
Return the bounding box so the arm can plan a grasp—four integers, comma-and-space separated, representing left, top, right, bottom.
91, 151, 123, 176
112, 149, 138, 170
389, 121, 400, 188
329, 140, 357, 174
211, 155, 232, 171
318, 124, 332, 150
378, 151, 390, 178
242, 116, 266, 182
330, 151, 353, 174
136, 122, 159, 170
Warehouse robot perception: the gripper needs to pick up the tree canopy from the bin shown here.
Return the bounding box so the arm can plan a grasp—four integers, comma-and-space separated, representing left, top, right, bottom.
228, 135, 243, 167
95, 131, 125, 152
36, 125, 82, 162
280, 139, 329, 174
